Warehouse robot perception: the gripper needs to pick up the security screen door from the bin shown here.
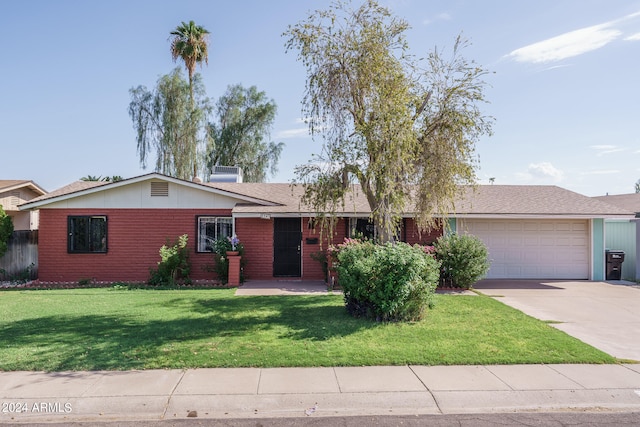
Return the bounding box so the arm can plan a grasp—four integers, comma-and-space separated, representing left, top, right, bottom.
273, 218, 302, 277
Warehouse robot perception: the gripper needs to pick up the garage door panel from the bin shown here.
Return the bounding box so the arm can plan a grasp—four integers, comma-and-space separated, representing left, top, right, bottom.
572, 222, 588, 232
540, 237, 556, 246
490, 222, 507, 231
508, 237, 523, 246
572, 237, 588, 246
461, 219, 589, 280
539, 222, 555, 232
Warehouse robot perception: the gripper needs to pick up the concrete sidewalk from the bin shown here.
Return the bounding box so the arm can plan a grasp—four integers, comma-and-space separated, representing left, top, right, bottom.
2, 364, 640, 423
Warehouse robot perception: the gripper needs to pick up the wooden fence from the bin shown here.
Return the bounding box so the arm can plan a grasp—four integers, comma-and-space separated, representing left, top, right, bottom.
0, 230, 38, 280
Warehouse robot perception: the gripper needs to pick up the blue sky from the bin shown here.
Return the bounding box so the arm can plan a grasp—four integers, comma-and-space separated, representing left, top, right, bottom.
2, 0, 639, 196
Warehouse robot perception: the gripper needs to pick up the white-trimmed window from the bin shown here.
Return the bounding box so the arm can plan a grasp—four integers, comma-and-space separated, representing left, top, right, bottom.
197, 216, 233, 252
348, 217, 375, 240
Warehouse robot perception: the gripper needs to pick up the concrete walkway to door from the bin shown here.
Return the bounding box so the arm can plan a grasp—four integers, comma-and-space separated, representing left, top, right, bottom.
474, 280, 640, 361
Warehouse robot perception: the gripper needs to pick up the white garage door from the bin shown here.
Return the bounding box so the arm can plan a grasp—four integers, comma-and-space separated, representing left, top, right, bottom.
460, 219, 589, 279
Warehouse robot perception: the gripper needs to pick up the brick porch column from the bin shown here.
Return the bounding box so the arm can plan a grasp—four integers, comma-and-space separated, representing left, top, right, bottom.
227, 254, 241, 287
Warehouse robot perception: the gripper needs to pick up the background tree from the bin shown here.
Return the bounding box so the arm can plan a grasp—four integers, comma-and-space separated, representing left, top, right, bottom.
285, 0, 493, 241
80, 175, 123, 182
170, 20, 210, 179
0, 205, 13, 258
80, 175, 103, 182
206, 84, 283, 182
170, 20, 210, 102
635, 179, 640, 193
129, 68, 210, 180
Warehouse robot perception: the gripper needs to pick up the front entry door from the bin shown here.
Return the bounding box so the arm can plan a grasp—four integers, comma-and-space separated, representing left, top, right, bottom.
273, 218, 302, 277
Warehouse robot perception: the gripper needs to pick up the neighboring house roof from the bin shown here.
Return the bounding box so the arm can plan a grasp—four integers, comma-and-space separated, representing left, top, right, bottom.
27, 180, 109, 204
592, 193, 640, 216
0, 180, 47, 196
19, 173, 634, 219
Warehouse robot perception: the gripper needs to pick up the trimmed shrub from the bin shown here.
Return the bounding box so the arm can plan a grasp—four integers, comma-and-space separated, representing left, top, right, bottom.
434, 233, 490, 289
148, 234, 191, 286
0, 205, 13, 258
335, 240, 440, 322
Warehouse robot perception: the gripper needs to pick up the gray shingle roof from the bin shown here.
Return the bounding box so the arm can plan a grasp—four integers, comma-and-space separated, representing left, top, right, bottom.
210, 183, 632, 217
25, 180, 108, 204
454, 185, 633, 216
593, 193, 640, 215
20, 173, 635, 218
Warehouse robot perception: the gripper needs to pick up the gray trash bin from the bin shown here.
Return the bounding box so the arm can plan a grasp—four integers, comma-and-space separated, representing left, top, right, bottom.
605, 250, 625, 280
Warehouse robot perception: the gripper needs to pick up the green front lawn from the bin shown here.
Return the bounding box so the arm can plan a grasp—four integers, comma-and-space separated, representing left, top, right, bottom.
0, 288, 615, 371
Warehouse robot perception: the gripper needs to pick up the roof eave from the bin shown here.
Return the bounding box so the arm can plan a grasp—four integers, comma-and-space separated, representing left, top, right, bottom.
2, 181, 47, 197
19, 173, 279, 210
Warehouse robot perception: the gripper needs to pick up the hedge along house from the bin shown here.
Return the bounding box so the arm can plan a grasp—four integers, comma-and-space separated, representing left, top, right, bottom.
19, 173, 633, 284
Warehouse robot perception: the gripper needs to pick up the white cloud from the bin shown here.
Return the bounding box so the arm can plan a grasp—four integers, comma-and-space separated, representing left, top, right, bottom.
591, 145, 625, 156
506, 11, 640, 64
276, 128, 309, 139
527, 162, 564, 181
422, 12, 451, 26
539, 64, 571, 72
275, 118, 314, 139
581, 169, 620, 175
506, 25, 620, 63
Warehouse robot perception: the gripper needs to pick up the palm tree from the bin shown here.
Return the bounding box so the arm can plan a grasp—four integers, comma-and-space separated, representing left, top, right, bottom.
169, 20, 210, 103
170, 20, 210, 179
80, 175, 103, 182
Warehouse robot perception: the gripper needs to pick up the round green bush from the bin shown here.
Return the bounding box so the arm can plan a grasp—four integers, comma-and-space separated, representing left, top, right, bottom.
434, 233, 490, 289
334, 240, 440, 322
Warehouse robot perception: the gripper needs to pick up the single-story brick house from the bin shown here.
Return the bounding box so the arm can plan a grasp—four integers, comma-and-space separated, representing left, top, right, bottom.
19, 173, 633, 283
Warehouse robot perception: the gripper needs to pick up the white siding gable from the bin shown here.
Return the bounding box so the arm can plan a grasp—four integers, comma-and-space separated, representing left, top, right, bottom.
41, 180, 243, 209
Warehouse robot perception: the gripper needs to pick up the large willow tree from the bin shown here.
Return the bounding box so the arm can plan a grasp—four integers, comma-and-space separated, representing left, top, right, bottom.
285, 0, 493, 241
129, 68, 210, 180
207, 84, 283, 182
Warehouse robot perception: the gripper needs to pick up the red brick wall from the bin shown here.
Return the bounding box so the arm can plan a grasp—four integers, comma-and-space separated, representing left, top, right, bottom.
234, 217, 348, 281
38, 208, 231, 282
234, 218, 273, 281
38, 209, 442, 283
402, 219, 443, 246
302, 217, 348, 280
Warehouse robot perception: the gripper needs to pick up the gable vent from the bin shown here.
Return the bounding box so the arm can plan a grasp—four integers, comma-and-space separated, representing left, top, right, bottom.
9, 191, 20, 207
150, 181, 169, 197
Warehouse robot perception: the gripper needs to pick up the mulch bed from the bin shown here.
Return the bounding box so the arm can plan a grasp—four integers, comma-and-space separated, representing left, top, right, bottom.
0, 280, 234, 290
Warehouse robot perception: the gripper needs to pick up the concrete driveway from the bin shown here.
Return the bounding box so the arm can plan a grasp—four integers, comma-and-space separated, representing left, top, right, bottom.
473, 280, 640, 361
